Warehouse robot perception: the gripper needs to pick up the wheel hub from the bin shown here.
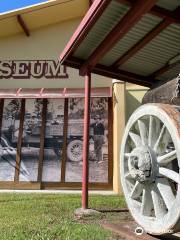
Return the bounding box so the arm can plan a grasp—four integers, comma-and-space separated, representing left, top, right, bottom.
128, 146, 158, 183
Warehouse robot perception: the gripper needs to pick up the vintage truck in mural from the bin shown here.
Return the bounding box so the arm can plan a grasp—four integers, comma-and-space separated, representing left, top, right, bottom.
3, 118, 86, 162
45, 119, 86, 162
120, 74, 180, 235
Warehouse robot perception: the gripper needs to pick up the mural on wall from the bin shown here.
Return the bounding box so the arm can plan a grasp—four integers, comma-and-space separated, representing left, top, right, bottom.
0, 99, 21, 181
89, 98, 109, 183
65, 98, 84, 182
0, 97, 109, 184
42, 99, 64, 182
19, 99, 43, 181
65, 98, 108, 183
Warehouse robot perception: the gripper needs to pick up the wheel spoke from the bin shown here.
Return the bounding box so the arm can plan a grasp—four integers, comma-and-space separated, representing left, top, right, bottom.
141, 187, 153, 216
148, 116, 156, 148
138, 120, 148, 145
157, 150, 177, 165
133, 199, 141, 208
129, 132, 142, 147
154, 118, 161, 142
157, 178, 175, 210
130, 181, 143, 199
159, 129, 170, 155
125, 172, 133, 179
125, 173, 135, 188
151, 185, 166, 218
154, 125, 166, 152
159, 167, 180, 184
161, 129, 171, 153
124, 153, 131, 158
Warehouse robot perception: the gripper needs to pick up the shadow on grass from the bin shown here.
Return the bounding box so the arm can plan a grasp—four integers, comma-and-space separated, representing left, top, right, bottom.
96, 208, 128, 213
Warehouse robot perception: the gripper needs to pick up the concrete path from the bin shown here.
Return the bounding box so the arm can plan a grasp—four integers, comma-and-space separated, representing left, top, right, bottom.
0, 189, 117, 195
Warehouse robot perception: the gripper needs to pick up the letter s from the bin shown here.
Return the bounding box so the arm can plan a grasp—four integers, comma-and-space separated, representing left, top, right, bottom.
0, 61, 12, 79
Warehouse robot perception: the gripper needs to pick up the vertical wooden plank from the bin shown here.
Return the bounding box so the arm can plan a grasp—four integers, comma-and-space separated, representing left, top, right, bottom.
37, 99, 47, 183
14, 99, 25, 182
0, 99, 4, 143
108, 97, 113, 186
61, 98, 68, 182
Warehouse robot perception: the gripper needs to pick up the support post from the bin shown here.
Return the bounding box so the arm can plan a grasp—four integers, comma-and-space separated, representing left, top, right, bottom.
82, 72, 91, 209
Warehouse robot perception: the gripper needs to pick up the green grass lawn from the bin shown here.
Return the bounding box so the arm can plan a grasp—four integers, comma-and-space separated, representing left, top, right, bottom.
0, 193, 127, 240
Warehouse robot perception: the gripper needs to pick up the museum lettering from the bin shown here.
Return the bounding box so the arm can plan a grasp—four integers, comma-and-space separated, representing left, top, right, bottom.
0, 60, 69, 79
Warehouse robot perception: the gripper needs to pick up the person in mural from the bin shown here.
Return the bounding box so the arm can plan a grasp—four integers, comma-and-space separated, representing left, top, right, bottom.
26, 113, 37, 135
90, 115, 105, 163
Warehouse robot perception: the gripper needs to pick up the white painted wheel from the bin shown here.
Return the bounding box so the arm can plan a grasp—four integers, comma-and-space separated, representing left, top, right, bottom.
120, 104, 180, 235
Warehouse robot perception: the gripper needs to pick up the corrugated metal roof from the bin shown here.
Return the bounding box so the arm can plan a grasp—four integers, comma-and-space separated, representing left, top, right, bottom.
156, 0, 180, 10
74, 0, 129, 60
100, 13, 162, 66
118, 23, 180, 76
60, 0, 180, 86
74, 0, 180, 80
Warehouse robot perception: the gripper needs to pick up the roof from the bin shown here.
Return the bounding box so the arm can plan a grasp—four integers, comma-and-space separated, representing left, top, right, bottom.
59, 0, 180, 87
0, 0, 89, 38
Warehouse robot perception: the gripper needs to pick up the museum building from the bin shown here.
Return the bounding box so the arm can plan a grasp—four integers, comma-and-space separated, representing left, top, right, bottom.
0, 0, 147, 193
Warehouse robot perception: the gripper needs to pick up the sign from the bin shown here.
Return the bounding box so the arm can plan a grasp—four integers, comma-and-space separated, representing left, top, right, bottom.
0, 60, 69, 79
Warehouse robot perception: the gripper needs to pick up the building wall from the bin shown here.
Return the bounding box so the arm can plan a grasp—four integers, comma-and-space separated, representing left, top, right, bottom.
113, 82, 125, 194
112, 82, 148, 194
126, 84, 148, 121
0, 17, 112, 89
0, 14, 148, 193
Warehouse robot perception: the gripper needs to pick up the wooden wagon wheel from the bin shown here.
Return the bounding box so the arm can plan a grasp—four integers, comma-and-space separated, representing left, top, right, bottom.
120, 103, 180, 235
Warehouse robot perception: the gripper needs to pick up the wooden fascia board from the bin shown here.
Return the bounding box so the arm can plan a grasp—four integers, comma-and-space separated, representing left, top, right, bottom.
150, 60, 180, 78
79, 0, 157, 75
0, 87, 112, 98
93, 65, 152, 87
65, 57, 152, 87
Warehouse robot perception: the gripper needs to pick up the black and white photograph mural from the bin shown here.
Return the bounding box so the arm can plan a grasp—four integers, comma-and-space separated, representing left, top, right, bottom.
19, 99, 43, 181
42, 99, 64, 182
65, 97, 108, 183
0, 99, 21, 181
0, 96, 110, 186
65, 98, 84, 182
89, 98, 108, 183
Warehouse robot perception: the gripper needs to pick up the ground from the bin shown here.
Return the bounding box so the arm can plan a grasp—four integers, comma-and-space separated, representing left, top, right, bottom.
0, 193, 130, 240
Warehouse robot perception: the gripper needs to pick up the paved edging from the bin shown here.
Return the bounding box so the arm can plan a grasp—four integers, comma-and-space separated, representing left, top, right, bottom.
0, 190, 117, 195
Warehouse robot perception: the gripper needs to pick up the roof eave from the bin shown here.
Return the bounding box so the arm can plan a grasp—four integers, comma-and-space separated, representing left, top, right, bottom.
64, 56, 152, 87
0, 0, 51, 19
59, 0, 111, 64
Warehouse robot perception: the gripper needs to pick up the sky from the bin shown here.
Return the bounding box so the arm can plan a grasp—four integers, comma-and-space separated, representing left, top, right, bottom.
0, 0, 47, 13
